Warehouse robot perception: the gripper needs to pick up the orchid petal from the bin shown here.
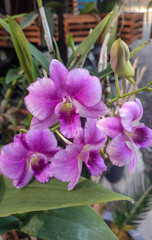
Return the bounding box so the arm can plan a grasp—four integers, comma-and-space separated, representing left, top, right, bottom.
25, 78, 60, 121
55, 99, 81, 138
30, 114, 58, 130
30, 156, 51, 183
97, 117, 123, 138
84, 118, 107, 150
13, 162, 33, 188
81, 151, 107, 176
132, 123, 152, 148
49, 59, 69, 95
67, 68, 102, 107
0, 142, 28, 180
25, 129, 59, 156
78, 101, 108, 118
50, 144, 83, 190
126, 142, 137, 174
119, 98, 143, 132
107, 133, 134, 167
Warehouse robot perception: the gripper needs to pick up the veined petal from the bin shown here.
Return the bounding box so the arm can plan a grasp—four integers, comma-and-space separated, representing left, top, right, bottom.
49, 59, 69, 95
25, 129, 59, 157
67, 68, 102, 107
13, 162, 33, 188
30, 155, 51, 183
126, 141, 137, 174
0, 142, 28, 180
119, 98, 143, 132
97, 117, 123, 138
50, 144, 83, 190
78, 101, 108, 118
84, 118, 107, 150
25, 78, 60, 121
81, 149, 107, 176
132, 123, 152, 148
55, 99, 81, 138
107, 133, 134, 167
30, 114, 58, 130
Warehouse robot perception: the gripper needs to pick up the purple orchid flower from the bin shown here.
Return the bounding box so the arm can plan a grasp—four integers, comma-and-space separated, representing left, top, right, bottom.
25, 59, 108, 138
0, 129, 59, 188
50, 119, 107, 190
97, 98, 152, 174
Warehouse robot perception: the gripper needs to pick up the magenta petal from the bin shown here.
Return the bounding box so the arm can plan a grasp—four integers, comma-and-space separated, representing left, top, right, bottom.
84, 150, 107, 176
13, 162, 33, 188
107, 133, 134, 167
25, 78, 60, 121
25, 129, 59, 157
55, 99, 81, 138
30, 156, 51, 183
126, 142, 137, 174
84, 118, 107, 150
78, 101, 108, 118
49, 59, 69, 95
30, 114, 58, 130
119, 98, 143, 132
97, 117, 123, 138
0, 142, 28, 180
50, 144, 83, 190
132, 123, 152, 148
67, 68, 102, 107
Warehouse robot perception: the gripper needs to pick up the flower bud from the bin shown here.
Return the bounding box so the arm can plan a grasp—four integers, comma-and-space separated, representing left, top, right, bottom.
110, 38, 135, 84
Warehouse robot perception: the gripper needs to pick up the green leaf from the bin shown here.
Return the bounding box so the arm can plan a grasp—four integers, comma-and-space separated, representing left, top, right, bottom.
53, 37, 63, 63
0, 18, 50, 74
20, 207, 118, 240
45, 1, 70, 12
80, 2, 98, 15
130, 40, 152, 58
0, 215, 21, 234
0, 77, 5, 84
67, 13, 111, 68
0, 175, 132, 217
67, 35, 75, 53
28, 42, 50, 74
20, 11, 39, 29
8, 17, 35, 84
6, 69, 21, 84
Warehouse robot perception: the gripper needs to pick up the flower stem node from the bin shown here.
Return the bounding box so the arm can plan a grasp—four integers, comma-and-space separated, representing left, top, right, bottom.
110, 38, 135, 84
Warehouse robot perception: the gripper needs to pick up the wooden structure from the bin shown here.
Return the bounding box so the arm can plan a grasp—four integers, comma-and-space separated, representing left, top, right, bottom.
63, 12, 144, 45
0, 14, 59, 47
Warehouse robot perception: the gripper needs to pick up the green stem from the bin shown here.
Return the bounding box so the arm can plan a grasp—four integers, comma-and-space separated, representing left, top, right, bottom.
115, 73, 120, 97
37, 0, 42, 8
55, 130, 72, 145
106, 86, 151, 106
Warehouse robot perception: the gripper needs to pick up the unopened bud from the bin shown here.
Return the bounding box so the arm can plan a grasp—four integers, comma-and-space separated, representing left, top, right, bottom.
110, 38, 135, 84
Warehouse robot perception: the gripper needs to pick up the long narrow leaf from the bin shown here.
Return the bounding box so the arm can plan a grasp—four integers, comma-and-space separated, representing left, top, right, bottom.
8, 17, 35, 84
67, 13, 111, 68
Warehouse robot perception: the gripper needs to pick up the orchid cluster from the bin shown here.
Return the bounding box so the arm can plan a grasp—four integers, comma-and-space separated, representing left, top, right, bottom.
0, 60, 152, 190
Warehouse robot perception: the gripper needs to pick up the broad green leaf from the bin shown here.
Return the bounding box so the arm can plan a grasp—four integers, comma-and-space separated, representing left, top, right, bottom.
45, 1, 70, 12
21, 207, 118, 240
20, 11, 39, 29
0, 175, 132, 217
53, 37, 63, 63
67, 13, 111, 68
8, 17, 35, 84
80, 2, 98, 15
6, 69, 21, 84
0, 215, 21, 234
130, 40, 152, 58
67, 35, 75, 53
